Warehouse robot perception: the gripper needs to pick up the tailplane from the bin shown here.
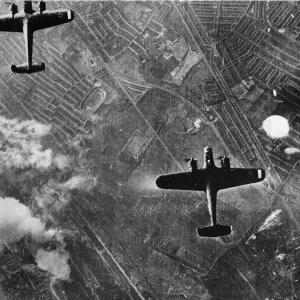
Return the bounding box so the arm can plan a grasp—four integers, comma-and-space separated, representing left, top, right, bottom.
197, 224, 231, 237
11, 62, 45, 74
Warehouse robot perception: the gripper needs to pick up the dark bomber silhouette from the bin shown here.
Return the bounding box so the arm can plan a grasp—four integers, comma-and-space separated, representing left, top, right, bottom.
0, 1, 74, 73
156, 147, 265, 237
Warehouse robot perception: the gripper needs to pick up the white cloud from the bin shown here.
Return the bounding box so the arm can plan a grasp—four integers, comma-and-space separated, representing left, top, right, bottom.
262, 115, 289, 139
284, 147, 300, 155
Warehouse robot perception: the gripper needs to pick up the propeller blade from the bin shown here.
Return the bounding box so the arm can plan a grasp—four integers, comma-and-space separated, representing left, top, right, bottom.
183, 158, 198, 162
216, 155, 229, 160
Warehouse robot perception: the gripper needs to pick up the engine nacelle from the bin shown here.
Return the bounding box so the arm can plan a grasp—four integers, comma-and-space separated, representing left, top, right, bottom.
188, 158, 198, 173
10, 3, 18, 15
221, 156, 230, 170
38, 1, 46, 13
23, 1, 33, 14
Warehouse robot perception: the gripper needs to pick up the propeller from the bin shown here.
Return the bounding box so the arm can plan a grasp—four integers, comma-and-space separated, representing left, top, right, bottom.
217, 155, 231, 169
184, 158, 198, 172
216, 156, 225, 160
183, 158, 198, 162
5, 2, 18, 15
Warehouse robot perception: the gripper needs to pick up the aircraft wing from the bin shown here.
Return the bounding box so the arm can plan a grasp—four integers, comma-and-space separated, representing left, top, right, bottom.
217, 168, 265, 191
156, 170, 207, 191
0, 14, 23, 32
29, 10, 74, 31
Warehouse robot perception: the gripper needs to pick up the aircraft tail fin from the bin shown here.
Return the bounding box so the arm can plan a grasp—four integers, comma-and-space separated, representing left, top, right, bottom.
11, 62, 45, 74
197, 224, 231, 237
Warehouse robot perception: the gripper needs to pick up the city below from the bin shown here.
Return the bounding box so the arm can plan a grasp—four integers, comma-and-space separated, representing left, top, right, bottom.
0, 1, 299, 299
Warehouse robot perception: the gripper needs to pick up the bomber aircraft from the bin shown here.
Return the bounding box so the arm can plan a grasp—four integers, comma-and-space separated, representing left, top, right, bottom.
0, 1, 74, 73
156, 147, 265, 237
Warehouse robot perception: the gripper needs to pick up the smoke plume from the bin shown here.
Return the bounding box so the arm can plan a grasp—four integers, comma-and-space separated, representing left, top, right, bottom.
60, 175, 97, 191
0, 196, 56, 250
36, 248, 70, 281
0, 117, 97, 281
247, 209, 282, 243
0, 196, 72, 280
258, 209, 282, 232
0, 116, 70, 171
34, 185, 70, 223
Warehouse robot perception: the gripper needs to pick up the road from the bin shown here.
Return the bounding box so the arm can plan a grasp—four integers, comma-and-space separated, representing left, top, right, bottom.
174, 2, 280, 186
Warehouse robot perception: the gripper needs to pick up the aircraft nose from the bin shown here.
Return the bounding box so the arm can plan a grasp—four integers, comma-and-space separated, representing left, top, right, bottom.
156, 175, 166, 189
11, 65, 17, 73
204, 146, 212, 153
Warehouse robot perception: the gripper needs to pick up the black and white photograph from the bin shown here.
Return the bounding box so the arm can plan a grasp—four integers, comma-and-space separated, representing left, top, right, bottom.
0, 1, 298, 299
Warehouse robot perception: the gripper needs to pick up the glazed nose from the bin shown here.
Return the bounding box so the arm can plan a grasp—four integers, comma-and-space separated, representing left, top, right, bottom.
204, 146, 212, 153
156, 175, 166, 189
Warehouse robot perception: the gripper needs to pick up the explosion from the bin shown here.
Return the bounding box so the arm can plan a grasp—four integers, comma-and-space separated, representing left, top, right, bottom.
247, 209, 282, 244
